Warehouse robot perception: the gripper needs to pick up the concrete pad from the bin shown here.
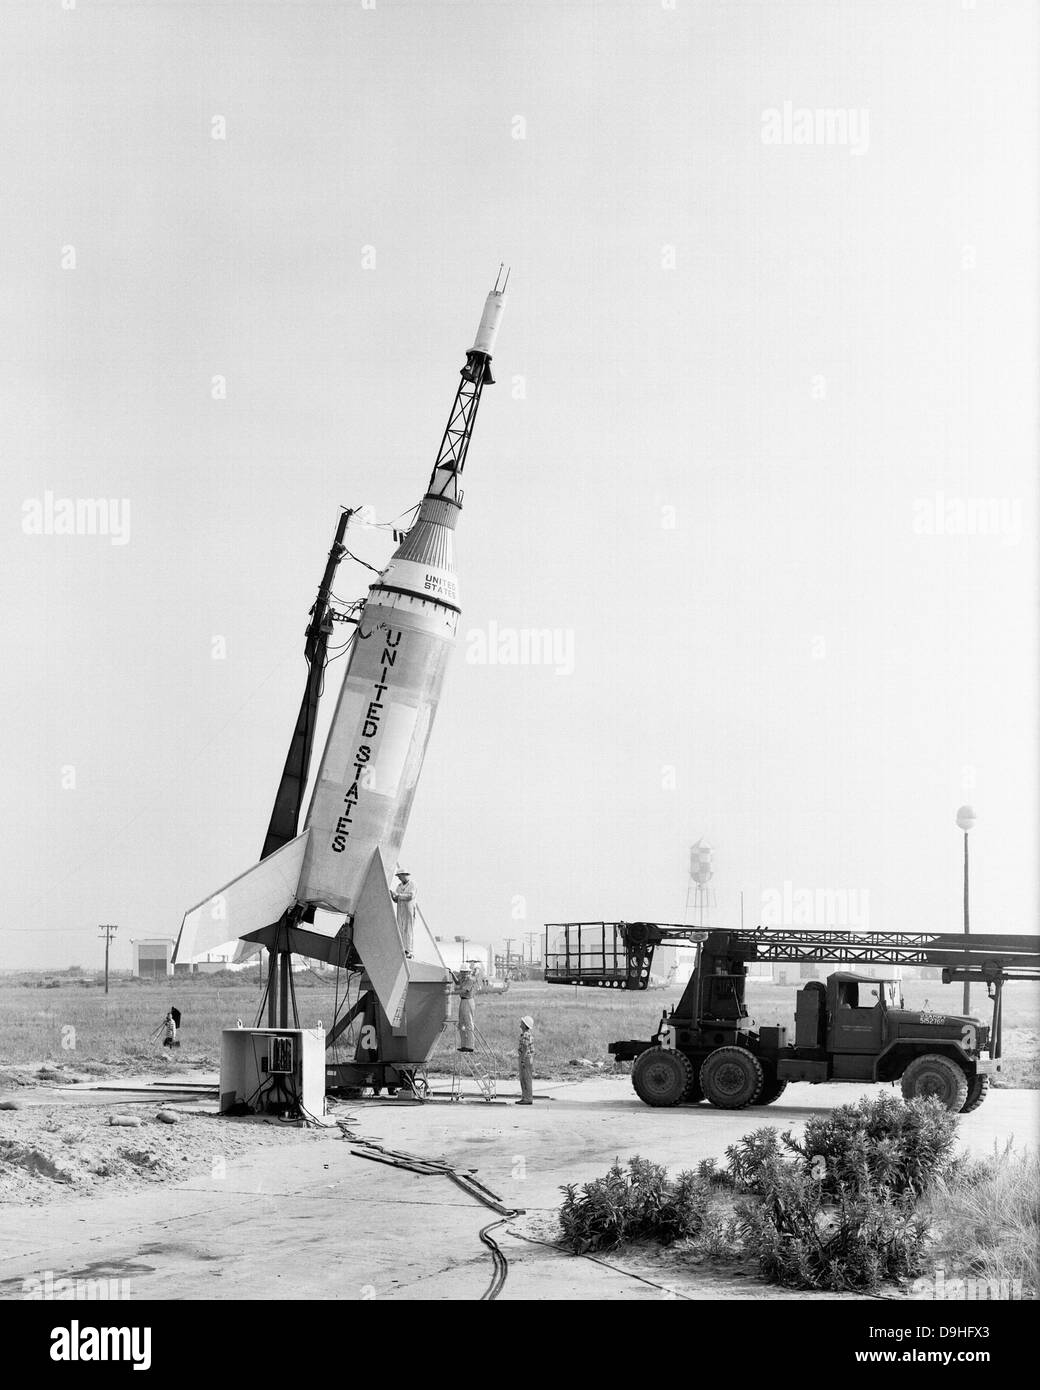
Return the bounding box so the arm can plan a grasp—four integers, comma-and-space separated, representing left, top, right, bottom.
0, 1077, 1035, 1301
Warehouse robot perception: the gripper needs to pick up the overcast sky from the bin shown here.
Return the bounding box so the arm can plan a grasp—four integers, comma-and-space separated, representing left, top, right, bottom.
1, 0, 1036, 971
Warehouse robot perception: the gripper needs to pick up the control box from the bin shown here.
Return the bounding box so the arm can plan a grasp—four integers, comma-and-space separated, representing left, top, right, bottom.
220, 1027, 325, 1119
269, 1035, 295, 1074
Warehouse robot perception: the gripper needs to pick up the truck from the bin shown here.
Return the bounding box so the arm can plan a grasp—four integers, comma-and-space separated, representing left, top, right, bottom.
544, 922, 1040, 1113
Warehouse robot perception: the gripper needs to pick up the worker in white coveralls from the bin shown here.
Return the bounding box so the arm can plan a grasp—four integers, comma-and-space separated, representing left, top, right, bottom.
457, 970, 476, 1052
517, 1015, 534, 1105
392, 870, 416, 958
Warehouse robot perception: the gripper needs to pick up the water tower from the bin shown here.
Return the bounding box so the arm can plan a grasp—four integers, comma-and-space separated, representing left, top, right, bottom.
685, 840, 716, 926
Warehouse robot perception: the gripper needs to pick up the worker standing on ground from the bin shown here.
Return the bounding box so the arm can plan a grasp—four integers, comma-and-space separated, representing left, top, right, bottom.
161, 1007, 180, 1049
392, 870, 416, 957
457, 970, 476, 1052
517, 1015, 534, 1104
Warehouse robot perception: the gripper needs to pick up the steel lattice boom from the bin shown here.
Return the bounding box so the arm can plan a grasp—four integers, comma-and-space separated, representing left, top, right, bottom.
544, 922, 1040, 989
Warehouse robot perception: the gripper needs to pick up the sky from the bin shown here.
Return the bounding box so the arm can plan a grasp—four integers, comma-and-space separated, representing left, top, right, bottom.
1, 0, 1036, 971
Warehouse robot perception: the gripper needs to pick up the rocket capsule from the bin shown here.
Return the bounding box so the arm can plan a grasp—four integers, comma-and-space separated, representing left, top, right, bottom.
471, 289, 507, 358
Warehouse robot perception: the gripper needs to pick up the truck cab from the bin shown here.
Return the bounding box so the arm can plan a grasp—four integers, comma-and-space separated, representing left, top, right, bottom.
791, 973, 899, 1072
782, 969, 989, 1100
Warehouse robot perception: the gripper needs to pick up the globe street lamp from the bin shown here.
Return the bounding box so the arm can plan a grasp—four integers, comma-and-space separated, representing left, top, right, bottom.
955, 806, 976, 1014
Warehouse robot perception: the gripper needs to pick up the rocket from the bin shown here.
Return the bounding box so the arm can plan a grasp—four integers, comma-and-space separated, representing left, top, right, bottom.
174, 277, 507, 1046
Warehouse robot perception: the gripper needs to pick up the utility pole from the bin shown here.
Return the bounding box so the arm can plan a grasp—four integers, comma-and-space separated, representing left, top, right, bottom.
956, 806, 976, 1014
98, 924, 118, 994
503, 938, 514, 978
525, 931, 539, 965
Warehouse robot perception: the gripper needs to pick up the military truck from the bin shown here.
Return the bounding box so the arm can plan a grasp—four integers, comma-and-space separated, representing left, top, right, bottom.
544, 923, 1040, 1113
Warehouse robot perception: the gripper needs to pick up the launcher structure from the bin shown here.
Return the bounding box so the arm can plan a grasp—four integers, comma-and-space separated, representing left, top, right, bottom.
175, 278, 509, 1097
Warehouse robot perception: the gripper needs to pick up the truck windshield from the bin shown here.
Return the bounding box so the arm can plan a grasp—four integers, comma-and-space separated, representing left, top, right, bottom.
866, 981, 901, 1007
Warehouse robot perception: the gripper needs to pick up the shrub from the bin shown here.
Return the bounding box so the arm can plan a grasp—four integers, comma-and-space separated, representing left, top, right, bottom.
724, 1128, 785, 1195
719, 1094, 954, 1291
559, 1156, 716, 1253
733, 1159, 931, 1291
557, 1095, 958, 1292
782, 1091, 957, 1202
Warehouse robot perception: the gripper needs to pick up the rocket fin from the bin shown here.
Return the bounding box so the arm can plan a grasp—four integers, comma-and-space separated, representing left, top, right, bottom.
173, 830, 310, 964
352, 847, 409, 1028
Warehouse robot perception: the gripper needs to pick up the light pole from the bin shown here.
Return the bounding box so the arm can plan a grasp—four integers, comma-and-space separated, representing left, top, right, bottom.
955, 806, 976, 1014
454, 934, 467, 967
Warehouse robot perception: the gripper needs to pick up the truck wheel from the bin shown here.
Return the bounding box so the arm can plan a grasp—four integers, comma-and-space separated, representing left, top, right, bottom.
756, 1071, 788, 1106
900, 1054, 969, 1112
631, 1047, 693, 1107
700, 1047, 764, 1109
960, 1075, 989, 1114
683, 1073, 706, 1104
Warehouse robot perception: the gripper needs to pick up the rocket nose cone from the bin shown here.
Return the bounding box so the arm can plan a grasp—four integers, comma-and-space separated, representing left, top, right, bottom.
377, 496, 461, 608
391, 513, 457, 574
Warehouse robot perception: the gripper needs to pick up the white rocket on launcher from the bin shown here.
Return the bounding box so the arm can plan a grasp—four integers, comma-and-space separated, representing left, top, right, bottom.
174, 276, 507, 1043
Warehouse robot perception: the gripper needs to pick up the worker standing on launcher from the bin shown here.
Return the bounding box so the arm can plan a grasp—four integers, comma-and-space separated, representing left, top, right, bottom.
517, 1015, 534, 1104
392, 870, 416, 957
457, 970, 476, 1051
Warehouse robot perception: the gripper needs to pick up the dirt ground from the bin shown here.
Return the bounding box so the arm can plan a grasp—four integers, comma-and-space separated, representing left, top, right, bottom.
0, 1089, 317, 1206
1, 1070, 1037, 1301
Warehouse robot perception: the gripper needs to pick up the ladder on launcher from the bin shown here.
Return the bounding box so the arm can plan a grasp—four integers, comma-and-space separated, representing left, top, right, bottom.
446, 1021, 498, 1103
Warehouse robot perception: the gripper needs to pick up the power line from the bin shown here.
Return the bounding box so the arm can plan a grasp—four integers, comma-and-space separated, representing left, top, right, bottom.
1, 927, 106, 933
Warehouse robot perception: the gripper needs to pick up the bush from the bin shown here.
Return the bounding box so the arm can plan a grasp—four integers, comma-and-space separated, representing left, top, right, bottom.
782, 1091, 957, 1201
733, 1158, 931, 1292
556, 1095, 958, 1292
724, 1128, 785, 1195
559, 1157, 717, 1253
721, 1094, 955, 1291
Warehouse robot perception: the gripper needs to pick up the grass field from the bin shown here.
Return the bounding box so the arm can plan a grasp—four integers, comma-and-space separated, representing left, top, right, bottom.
1, 971, 1037, 1088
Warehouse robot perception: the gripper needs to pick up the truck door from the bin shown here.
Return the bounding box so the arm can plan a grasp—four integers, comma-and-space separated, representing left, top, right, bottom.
829, 979, 884, 1054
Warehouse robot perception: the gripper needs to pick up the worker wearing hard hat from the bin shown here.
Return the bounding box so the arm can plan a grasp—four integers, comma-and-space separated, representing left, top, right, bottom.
517, 1016, 534, 1105
457, 971, 476, 1052
392, 870, 416, 957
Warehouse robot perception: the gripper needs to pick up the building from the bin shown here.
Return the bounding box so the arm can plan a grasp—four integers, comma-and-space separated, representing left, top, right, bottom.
434, 940, 492, 974
773, 962, 903, 985
649, 944, 698, 987
194, 956, 231, 975
132, 938, 175, 980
